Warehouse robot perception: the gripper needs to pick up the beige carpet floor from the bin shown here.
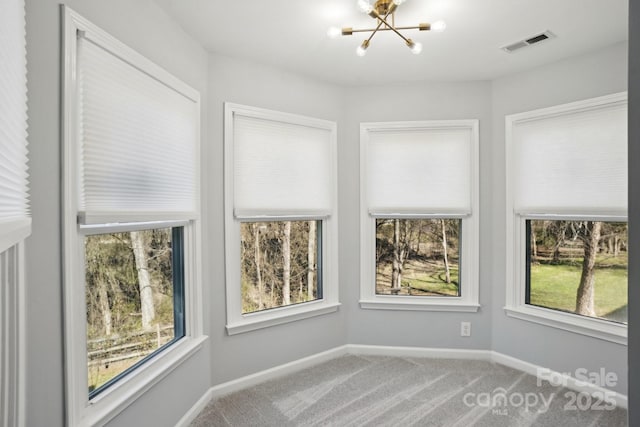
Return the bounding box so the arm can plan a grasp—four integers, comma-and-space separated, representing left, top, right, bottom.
191, 355, 627, 426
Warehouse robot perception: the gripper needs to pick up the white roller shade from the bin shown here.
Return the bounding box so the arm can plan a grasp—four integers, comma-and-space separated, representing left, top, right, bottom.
232, 112, 335, 218
0, 0, 30, 252
365, 126, 474, 216
512, 100, 627, 216
78, 35, 199, 224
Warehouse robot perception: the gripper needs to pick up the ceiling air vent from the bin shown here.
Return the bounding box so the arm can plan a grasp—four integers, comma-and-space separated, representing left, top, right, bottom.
502, 31, 555, 53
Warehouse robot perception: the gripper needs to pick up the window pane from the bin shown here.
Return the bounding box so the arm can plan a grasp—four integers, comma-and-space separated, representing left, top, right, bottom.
527, 220, 628, 324
375, 219, 461, 297
240, 221, 321, 314
85, 227, 184, 397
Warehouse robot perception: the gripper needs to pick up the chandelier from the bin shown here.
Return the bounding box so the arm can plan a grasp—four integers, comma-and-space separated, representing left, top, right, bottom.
328, 0, 446, 56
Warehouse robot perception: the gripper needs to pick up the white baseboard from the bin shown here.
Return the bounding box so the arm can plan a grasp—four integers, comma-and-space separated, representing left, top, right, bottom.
177, 344, 627, 425
347, 344, 493, 360
209, 345, 349, 399
175, 388, 214, 427
175, 345, 348, 427
491, 351, 628, 409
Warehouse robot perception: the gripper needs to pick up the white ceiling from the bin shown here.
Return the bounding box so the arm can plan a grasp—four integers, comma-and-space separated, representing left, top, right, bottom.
154, 0, 628, 86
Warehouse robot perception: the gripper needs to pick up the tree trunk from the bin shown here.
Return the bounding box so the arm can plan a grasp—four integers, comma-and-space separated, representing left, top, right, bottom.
307, 221, 316, 300
552, 244, 561, 263
253, 224, 264, 310
531, 224, 538, 258
391, 219, 402, 293
575, 221, 602, 316
282, 221, 291, 305
441, 219, 451, 284
97, 278, 112, 336
131, 231, 155, 329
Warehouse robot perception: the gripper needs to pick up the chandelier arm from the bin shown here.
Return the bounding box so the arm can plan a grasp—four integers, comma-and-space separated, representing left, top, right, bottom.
364, 16, 386, 44
365, 7, 396, 44
348, 25, 423, 33
370, 12, 412, 44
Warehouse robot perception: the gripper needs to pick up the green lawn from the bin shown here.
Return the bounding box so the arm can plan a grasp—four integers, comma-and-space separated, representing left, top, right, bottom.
529, 254, 627, 322
403, 268, 460, 296
376, 259, 460, 296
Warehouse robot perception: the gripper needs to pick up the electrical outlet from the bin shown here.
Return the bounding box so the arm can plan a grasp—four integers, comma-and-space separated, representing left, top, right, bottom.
461, 321, 471, 337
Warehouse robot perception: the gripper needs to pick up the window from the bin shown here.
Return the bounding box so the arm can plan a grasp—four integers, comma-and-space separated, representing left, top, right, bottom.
224, 104, 339, 335
375, 218, 461, 297
0, 1, 29, 424
505, 92, 627, 344
85, 227, 184, 397
63, 8, 204, 426
526, 220, 627, 324
360, 120, 480, 311
240, 220, 321, 314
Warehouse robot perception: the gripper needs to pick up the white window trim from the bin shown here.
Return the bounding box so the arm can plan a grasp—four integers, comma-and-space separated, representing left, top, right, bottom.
62, 7, 205, 427
1, 243, 27, 427
359, 120, 480, 312
504, 92, 628, 345
224, 103, 340, 335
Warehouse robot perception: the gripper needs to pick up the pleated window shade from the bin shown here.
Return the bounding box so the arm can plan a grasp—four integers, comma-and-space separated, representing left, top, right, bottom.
232, 113, 334, 218
365, 127, 473, 216
512, 102, 627, 216
0, 0, 30, 251
77, 36, 199, 224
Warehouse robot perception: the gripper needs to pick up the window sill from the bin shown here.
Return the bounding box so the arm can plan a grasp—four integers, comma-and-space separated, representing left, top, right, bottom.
359, 299, 480, 312
226, 302, 341, 335
77, 335, 207, 427
0, 218, 31, 253
504, 305, 627, 345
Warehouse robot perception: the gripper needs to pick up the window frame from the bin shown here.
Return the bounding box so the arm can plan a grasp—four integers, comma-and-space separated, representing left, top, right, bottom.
223, 103, 340, 335
83, 224, 186, 400
62, 7, 205, 427
238, 219, 324, 315
504, 92, 628, 345
359, 120, 480, 312
0, 243, 27, 426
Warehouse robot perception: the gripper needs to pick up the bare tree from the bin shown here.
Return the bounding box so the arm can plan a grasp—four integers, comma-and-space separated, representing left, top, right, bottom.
391, 219, 411, 293
441, 219, 451, 284
253, 223, 264, 310
531, 223, 538, 258
282, 221, 291, 305
307, 221, 316, 300
96, 278, 112, 336
130, 231, 155, 329
550, 221, 569, 263
575, 221, 602, 316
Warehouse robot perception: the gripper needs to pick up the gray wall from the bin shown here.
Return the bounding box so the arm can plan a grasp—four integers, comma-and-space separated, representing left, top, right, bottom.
25, 0, 211, 425
491, 42, 629, 394
343, 82, 494, 349
23, 0, 631, 423
206, 53, 348, 386
627, 0, 638, 422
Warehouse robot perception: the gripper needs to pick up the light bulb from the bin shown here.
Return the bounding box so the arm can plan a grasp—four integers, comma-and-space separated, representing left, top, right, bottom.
431, 20, 447, 32
327, 27, 341, 38
356, 39, 370, 56
410, 41, 422, 54
393, 0, 407, 5
357, 0, 373, 13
